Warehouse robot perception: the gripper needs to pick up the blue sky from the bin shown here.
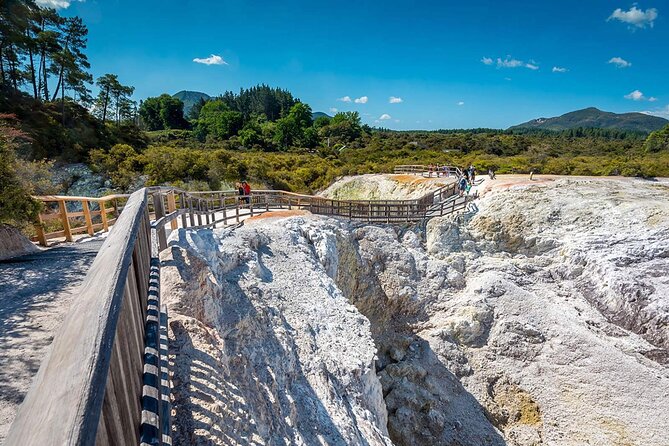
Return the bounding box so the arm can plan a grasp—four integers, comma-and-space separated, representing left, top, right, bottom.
51, 0, 669, 129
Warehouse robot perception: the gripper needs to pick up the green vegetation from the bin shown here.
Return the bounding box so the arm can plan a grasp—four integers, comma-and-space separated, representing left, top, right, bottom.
645, 124, 669, 153
0, 115, 41, 227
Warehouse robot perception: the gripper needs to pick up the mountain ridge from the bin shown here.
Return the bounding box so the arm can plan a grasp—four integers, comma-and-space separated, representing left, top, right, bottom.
173, 90, 211, 115
509, 107, 668, 133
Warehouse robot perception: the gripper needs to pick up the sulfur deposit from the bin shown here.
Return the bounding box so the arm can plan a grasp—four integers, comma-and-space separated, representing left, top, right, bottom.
321, 173, 456, 200
162, 176, 669, 446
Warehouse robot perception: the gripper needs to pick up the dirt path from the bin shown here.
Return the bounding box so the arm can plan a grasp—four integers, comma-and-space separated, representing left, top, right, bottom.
0, 239, 102, 443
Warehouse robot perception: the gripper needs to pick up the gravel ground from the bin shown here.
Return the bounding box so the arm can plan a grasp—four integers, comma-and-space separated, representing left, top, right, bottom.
0, 239, 102, 443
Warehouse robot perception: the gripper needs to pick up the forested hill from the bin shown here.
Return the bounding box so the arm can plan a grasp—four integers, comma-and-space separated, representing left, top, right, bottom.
173, 91, 210, 115
510, 107, 668, 133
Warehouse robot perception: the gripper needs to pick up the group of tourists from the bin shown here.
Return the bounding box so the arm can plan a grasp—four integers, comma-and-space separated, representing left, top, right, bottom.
456, 165, 496, 196
236, 180, 251, 203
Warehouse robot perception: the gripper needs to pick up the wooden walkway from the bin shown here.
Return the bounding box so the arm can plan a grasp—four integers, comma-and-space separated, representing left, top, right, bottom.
5, 167, 476, 445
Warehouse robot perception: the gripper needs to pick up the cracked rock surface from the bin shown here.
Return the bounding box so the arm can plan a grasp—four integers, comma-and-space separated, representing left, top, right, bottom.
162, 176, 669, 446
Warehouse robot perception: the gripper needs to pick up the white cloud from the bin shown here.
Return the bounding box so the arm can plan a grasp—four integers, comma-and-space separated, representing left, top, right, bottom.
193, 54, 228, 65
457, 101, 465, 106
35, 0, 83, 8
504, 77, 512, 81
624, 89, 657, 101
394, 119, 401, 123
552, 66, 568, 73
642, 105, 669, 119
389, 96, 403, 104
338, 96, 352, 102
486, 56, 539, 70
379, 113, 392, 120
608, 6, 658, 28
329, 107, 338, 113
354, 96, 368, 104
608, 56, 632, 68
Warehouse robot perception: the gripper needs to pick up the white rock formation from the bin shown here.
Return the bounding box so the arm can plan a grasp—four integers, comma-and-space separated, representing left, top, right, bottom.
162, 176, 669, 446
0, 224, 39, 260
321, 173, 455, 200
161, 218, 393, 446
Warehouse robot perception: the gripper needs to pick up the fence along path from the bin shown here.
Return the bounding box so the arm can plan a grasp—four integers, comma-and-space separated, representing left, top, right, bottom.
7, 167, 474, 445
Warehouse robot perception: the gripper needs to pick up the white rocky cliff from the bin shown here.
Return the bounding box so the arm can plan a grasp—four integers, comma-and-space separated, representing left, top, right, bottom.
161, 176, 669, 446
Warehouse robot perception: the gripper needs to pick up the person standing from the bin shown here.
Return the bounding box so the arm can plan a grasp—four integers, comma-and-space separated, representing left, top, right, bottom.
242, 180, 251, 204
488, 168, 496, 180
458, 176, 468, 196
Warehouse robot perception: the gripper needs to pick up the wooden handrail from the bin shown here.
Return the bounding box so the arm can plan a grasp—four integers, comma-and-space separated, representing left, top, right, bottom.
6, 189, 153, 445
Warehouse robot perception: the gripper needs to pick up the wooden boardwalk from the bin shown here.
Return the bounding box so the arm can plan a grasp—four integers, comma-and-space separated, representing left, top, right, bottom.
6, 167, 476, 445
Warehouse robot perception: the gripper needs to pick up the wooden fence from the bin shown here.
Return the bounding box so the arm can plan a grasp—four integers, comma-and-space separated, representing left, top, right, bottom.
32, 194, 130, 246
9, 169, 475, 445
32, 179, 466, 247
393, 164, 462, 177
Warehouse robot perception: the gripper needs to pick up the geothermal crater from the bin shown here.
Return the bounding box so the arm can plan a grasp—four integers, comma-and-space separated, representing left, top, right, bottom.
161, 175, 669, 446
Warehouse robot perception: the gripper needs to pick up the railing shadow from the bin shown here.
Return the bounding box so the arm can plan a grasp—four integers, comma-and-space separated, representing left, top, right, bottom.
163, 240, 369, 445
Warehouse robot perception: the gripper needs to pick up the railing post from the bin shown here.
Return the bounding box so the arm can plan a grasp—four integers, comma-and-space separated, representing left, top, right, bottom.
82, 200, 94, 236
58, 199, 73, 242
153, 192, 167, 251
235, 197, 240, 223
100, 201, 109, 232
167, 191, 178, 230
179, 193, 187, 228
188, 196, 195, 227
196, 200, 203, 226
34, 214, 47, 247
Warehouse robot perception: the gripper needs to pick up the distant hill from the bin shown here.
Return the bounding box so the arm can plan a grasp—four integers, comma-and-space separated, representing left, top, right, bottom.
312, 111, 332, 120
509, 107, 668, 133
173, 91, 211, 115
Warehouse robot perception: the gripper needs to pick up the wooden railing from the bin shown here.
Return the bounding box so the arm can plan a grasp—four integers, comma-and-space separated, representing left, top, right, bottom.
32, 193, 130, 246
6, 188, 156, 446
10, 171, 476, 445
394, 164, 462, 177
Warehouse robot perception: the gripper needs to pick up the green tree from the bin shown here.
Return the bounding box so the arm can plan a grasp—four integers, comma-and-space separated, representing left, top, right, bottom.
645, 124, 669, 153
274, 102, 313, 149
320, 111, 362, 143
94, 74, 134, 124
139, 94, 189, 130
193, 100, 243, 141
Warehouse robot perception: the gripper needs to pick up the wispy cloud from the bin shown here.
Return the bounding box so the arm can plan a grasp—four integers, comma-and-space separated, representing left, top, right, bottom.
338, 96, 352, 103
329, 107, 338, 113
624, 89, 657, 101
457, 101, 465, 106
641, 105, 669, 119
379, 113, 392, 120
35, 0, 83, 8
484, 56, 539, 70
193, 54, 228, 65
608, 56, 632, 68
354, 96, 368, 104
608, 6, 658, 28
552, 66, 568, 73
389, 96, 403, 104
